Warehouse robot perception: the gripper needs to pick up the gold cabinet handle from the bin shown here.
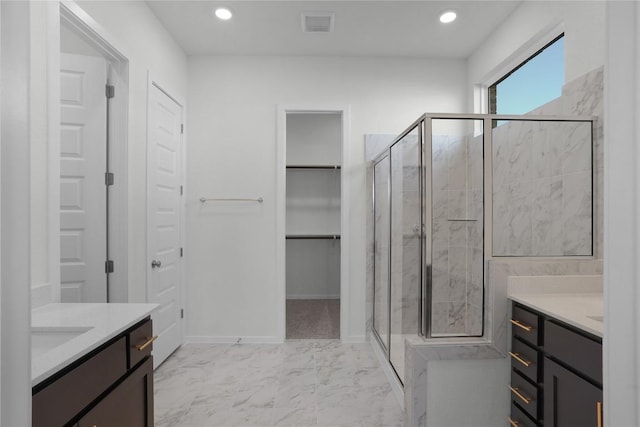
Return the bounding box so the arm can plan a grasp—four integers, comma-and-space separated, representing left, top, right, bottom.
597, 401, 603, 427
509, 386, 532, 404
135, 335, 158, 351
510, 319, 533, 332
508, 418, 519, 427
508, 351, 532, 367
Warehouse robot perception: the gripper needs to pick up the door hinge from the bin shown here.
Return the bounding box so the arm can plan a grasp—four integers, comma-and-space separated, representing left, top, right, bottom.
180, 185, 183, 196
105, 172, 114, 186
105, 84, 115, 99
180, 309, 184, 319
180, 247, 183, 257
105, 260, 114, 274
181, 123, 184, 134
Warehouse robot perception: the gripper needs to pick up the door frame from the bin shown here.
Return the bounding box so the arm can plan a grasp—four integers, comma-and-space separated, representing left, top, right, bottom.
276, 105, 352, 342
47, 1, 130, 302
145, 73, 186, 348
2, 2, 33, 424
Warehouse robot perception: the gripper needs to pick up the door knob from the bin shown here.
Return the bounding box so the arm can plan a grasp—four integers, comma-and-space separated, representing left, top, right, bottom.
151, 260, 162, 269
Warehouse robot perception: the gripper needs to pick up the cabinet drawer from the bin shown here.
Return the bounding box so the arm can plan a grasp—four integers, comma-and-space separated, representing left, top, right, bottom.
510, 370, 539, 420
32, 336, 127, 427
509, 401, 537, 427
510, 338, 539, 383
129, 318, 154, 368
545, 320, 602, 384
78, 356, 154, 427
511, 305, 540, 346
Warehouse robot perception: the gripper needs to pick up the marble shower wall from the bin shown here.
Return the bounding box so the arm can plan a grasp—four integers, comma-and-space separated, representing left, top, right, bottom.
492, 67, 603, 257
563, 67, 604, 259
492, 120, 593, 256
431, 122, 484, 337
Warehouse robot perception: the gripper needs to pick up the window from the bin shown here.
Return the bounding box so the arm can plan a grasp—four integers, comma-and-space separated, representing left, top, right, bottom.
489, 35, 564, 114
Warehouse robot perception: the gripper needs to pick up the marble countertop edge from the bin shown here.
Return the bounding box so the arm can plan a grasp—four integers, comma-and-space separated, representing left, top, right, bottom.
32, 303, 158, 386
508, 293, 603, 338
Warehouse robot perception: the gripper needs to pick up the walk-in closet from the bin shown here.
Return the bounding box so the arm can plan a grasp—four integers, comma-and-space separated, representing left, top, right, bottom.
285, 112, 342, 339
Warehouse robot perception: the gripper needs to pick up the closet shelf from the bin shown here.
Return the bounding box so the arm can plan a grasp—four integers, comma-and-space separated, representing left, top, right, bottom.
286, 165, 341, 170
286, 234, 341, 240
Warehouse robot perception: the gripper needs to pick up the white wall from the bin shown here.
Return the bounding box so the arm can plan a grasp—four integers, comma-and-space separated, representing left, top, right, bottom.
286, 170, 341, 235
286, 240, 340, 299
604, 2, 640, 425
467, 0, 605, 111
286, 113, 342, 166
186, 55, 466, 341
72, 1, 188, 303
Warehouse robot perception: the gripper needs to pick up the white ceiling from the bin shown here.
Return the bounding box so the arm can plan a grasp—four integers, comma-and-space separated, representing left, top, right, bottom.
146, 1, 522, 58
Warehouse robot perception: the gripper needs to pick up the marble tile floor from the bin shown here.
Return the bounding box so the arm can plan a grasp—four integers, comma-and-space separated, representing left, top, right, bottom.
154, 340, 403, 427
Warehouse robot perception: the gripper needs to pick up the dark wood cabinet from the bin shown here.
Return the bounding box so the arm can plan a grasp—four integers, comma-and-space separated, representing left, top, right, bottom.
544, 357, 603, 427
32, 337, 128, 427
508, 302, 602, 427
78, 356, 154, 427
33, 317, 154, 427
544, 320, 602, 384
509, 401, 537, 427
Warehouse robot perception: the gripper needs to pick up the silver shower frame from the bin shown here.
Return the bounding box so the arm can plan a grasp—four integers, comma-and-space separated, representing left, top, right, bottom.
371, 113, 596, 343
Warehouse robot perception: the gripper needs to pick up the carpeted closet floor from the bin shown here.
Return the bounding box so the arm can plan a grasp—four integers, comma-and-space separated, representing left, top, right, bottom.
286, 299, 340, 339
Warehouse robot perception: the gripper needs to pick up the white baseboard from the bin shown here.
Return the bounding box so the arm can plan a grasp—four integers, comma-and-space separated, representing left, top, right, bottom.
341, 334, 366, 343
370, 334, 404, 409
286, 294, 340, 300
185, 335, 283, 344
185, 335, 364, 345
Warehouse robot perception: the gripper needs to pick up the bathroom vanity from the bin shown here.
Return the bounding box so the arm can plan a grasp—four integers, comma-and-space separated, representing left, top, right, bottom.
31, 303, 157, 426
508, 278, 603, 427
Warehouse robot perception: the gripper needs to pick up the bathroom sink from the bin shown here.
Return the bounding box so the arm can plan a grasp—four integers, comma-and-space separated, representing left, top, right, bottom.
31, 326, 93, 358
587, 315, 603, 322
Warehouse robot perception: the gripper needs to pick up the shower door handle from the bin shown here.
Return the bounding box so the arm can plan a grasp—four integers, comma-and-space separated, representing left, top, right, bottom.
151, 259, 162, 269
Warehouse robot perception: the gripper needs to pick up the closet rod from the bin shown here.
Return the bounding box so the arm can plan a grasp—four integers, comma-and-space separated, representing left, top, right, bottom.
199, 197, 264, 203
286, 165, 341, 170
286, 235, 341, 240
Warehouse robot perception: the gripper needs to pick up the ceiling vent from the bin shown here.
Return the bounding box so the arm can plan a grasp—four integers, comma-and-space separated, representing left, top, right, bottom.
302, 12, 335, 33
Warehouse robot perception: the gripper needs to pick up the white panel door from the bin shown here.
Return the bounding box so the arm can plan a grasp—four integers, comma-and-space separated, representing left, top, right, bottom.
147, 83, 183, 368
60, 53, 107, 303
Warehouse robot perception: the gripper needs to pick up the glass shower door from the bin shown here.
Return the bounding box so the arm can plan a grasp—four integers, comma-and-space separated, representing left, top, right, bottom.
428, 119, 484, 337
373, 156, 390, 351
389, 127, 421, 383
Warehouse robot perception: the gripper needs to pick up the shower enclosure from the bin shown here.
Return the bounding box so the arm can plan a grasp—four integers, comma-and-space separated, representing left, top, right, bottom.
372, 114, 594, 384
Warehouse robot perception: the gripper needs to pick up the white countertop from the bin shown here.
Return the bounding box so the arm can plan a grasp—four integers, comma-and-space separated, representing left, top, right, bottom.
32, 303, 157, 386
507, 275, 603, 338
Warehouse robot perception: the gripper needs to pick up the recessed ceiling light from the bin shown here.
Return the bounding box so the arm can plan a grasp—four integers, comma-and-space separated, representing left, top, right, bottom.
439, 10, 457, 24
214, 7, 233, 20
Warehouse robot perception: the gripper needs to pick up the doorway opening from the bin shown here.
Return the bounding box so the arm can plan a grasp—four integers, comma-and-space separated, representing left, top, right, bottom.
284, 112, 343, 339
